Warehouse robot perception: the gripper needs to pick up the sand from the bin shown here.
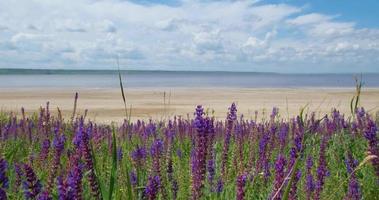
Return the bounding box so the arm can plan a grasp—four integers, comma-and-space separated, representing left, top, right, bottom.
0, 87, 378, 123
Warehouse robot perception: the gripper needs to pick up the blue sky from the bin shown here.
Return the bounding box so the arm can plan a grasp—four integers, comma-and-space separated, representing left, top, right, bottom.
0, 0, 378, 73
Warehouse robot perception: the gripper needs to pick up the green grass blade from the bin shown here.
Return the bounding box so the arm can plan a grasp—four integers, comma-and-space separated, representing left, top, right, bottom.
108, 126, 118, 200
117, 58, 128, 119
90, 141, 106, 199
282, 157, 300, 200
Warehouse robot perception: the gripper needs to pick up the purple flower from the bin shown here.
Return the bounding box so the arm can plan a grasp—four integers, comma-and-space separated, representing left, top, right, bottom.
0, 189, 6, 200
271, 154, 286, 200
22, 164, 42, 199
236, 173, 247, 200
131, 146, 147, 166
279, 123, 289, 152
0, 158, 8, 200
38, 191, 52, 200
363, 117, 379, 181
46, 133, 65, 193
176, 149, 183, 159
191, 105, 214, 200
207, 158, 215, 189
216, 178, 223, 194
150, 139, 164, 157
39, 139, 51, 161
81, 124, 101, 198
289, 170, 302, 200
117, 147, 123, 162
130, 170, 137, 187
57, 176, 67, 200
314, 136, 329, 200
305, 156, 315, 200
172, 180, 178, 200
14, 163, 23, 190
67, 160, 83, 200
344, 153, 361, 200
221, 103, 237, 178
144, 175, 161, 200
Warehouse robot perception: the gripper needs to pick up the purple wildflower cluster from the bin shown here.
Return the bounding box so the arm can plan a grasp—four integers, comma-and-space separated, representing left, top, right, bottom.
0, 100, 379, 199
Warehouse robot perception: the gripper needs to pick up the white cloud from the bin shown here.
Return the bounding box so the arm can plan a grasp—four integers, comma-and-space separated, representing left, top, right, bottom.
0, 0, 378, 72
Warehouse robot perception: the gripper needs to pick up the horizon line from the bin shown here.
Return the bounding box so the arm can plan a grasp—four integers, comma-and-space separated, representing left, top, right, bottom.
0, 68, 378, 75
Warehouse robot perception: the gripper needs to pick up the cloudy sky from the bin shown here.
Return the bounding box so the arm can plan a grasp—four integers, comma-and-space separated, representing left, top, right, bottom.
0, 0, 378, 73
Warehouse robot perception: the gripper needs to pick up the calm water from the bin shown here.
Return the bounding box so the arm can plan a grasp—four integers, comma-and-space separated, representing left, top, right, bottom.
0, 70, 378, 88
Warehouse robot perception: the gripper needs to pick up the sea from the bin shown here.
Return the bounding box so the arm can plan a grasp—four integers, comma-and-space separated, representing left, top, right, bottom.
0, 69, 378, 88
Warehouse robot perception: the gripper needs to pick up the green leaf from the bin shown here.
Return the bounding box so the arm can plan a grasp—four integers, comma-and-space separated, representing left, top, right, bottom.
108, 126, 118, 200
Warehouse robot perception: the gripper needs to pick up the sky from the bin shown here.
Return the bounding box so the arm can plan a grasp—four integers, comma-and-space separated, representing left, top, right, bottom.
0, 0, 378, 73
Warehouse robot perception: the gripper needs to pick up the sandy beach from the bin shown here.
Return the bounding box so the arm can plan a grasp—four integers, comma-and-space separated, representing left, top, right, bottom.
0, 87, 378, 123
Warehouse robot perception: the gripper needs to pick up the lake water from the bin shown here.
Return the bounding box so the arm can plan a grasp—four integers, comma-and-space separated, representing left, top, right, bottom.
0, 70, 378, 88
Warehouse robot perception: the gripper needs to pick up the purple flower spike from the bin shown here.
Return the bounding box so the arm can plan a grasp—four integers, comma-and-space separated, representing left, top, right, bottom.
271, 154, 286, 200
117, 147, 123, 162
236, 173, 247, 200
363, 118, 379, 181
305, 156, 315, 200
314, 136, 329, 200
39, 139, 50, 162
0, 158, 9, 200
221, 103, 237, 178
130, 170, 137, 187
216, 178, 223, 194
57, 176, 67, 200
144, 175, 161, 200
22, 164, 42, 199
38, 191, 52, 200
191, 105, 213, 200
344, 153, 361, 200
131, 146, 147, 166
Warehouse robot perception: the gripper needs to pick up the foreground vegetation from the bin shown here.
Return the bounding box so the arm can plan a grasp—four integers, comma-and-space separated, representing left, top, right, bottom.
0, 95, 378, 199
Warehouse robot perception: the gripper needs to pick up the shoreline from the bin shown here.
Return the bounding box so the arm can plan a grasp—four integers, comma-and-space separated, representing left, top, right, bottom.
1, 87, 378, 123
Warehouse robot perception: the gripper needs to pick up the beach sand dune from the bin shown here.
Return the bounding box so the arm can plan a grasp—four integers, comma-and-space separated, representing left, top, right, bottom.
1, 88, 378, 123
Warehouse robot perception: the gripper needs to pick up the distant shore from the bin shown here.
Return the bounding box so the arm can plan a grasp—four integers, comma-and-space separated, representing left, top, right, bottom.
1, 87, 378, 123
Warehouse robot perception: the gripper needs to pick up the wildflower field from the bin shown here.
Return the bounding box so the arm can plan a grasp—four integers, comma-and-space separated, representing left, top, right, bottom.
0, 92, 378, 200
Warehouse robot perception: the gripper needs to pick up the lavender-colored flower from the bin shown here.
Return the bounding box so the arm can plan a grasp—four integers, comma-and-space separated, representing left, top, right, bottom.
14, 163, 23, 190
117, 147, 123, 162
0, 158, 8, 200
144, 175, 161, 200
130, 170, 137, 187
150, 140, 164, 157
278, 123, 289, 152
46, 133, 65, 193
314, 136, 329, 200
236, 173, 247, 200
363, 117, 379, 181
0, 189, 6, 200
81, 125, 101, 199
40, 139, 51, 161
38, 191, 52, 200
344, 153, 361, 200
191, 105, 213, 200
289, 170, 302, 200
22, 164, 42, 199
216, 178, 224, 194
150, 139, 164, 176
305, 156, 315, 200
131, 146, 147, 166
221, 103, 237, 178
57, 176, 67, 200
172, 180, 178, 200
67, 161, 83, 200
207, 158, 216, 189
176, 149, 183, 159
257, 131, 270, 181
271, 154, 286, 200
